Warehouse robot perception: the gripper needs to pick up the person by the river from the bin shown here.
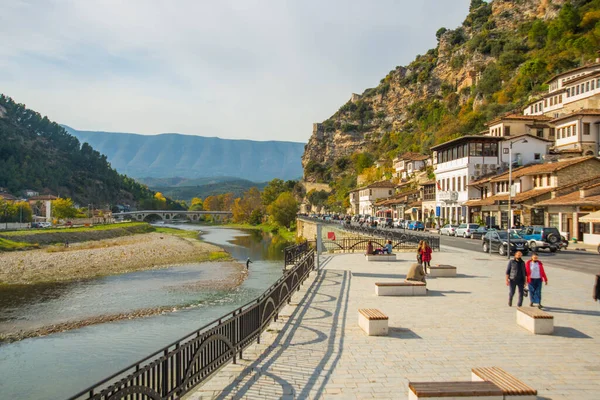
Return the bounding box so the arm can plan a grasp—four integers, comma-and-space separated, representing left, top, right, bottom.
246, 257, 252, 269
366, 241, 374, 255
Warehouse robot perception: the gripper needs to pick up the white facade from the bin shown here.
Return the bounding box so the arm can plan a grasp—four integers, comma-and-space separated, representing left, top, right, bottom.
553, 114, 600, 156
393, 157, 427, 179
358, 185, 395, 215
498, 136, 552, 166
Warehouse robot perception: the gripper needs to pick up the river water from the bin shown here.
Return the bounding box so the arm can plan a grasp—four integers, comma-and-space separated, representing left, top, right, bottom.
0, 226, 290, 400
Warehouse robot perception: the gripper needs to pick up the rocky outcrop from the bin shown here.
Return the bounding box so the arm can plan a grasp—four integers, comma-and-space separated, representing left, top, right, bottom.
301, 0, 568, 182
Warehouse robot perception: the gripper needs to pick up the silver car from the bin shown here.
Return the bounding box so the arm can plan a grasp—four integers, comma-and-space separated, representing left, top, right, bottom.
439, 224, 459, 236
455, 223, 481, 238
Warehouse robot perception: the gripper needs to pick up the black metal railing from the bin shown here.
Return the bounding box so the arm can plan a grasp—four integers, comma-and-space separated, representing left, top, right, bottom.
284, 241, 309, 265
298, 217, 440, 251
67, 249, 315, 400
309, 236, 427, 253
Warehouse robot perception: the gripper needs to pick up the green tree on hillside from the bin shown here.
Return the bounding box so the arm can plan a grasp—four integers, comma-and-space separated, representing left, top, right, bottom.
267, 192, 298, 228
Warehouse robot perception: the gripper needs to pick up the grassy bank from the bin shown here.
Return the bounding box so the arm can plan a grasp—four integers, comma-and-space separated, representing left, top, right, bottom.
225, 223, 297, 242
0, 222, 153, 246
0, 237, 39, 251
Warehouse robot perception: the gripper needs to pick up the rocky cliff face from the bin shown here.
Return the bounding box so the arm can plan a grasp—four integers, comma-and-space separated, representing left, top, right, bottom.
302, 0, 568, 182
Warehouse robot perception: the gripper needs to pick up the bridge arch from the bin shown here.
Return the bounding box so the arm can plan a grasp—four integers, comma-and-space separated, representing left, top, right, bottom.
143, 213, 164, 222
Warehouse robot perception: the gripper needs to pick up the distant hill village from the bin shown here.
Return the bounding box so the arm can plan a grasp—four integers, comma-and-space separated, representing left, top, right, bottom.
337, 61, 600, 246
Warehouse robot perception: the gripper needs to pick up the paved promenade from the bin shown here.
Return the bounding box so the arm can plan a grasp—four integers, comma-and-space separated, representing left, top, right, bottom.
187, 246, 600, 399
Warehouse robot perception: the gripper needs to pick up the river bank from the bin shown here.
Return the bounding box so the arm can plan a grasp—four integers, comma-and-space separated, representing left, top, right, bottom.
0, 231, 233, 285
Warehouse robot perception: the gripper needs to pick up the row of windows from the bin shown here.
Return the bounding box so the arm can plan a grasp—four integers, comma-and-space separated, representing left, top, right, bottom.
489, 126, 509, 136
437, 142, 499, 163
437, 175, 468, 193
545, 94, 563, 108
360, 189, 393, 197
423, 185, 436, 201
557, 124, 577, 139
565, 78, 598, 97
532, 102, 543, 113
532, 174, 552, 188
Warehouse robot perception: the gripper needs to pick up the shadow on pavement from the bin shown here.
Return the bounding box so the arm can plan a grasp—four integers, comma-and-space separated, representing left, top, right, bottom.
552, 326, 592, 339
351, 272, 407, 280
543, 306, 600, 317
389, 327, 422, 339
214, 268, 351, 400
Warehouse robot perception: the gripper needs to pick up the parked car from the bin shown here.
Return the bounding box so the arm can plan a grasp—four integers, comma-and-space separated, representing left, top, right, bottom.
482, 231, 529, 256
408, 220, 425, 231
455, 223, 481, 238
516, 226, 561, 252
439, 224, 459, 236
38, 222, 52, 228
383, 217, 394, 228
471, 226, 494, 241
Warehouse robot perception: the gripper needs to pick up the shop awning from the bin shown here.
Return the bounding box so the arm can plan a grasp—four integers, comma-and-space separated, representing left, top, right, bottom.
580, 210, 600, 223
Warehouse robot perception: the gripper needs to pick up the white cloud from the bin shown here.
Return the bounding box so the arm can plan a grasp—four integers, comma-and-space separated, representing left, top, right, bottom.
0, 0, 470, 142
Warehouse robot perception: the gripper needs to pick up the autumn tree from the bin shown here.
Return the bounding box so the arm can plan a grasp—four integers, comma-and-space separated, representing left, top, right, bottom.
232, 187, 263, 223
51, 198, 77, 220
267, 192, 298, 228
189, 197, 203, 211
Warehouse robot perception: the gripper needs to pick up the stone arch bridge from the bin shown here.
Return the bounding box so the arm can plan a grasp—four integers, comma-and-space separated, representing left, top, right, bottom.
113, 210, 232, 223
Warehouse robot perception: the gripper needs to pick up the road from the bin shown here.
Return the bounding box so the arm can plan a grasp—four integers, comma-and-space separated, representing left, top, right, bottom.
438, 232, 600, 276
304, 218, 600, 276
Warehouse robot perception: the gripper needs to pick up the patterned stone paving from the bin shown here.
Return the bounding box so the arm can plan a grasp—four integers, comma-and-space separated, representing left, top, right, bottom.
187, 246, 600, 399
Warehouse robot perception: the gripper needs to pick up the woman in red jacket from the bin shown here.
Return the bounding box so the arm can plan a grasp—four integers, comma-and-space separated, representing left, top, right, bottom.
525, 252, 548, 309
419, 241, 433, 274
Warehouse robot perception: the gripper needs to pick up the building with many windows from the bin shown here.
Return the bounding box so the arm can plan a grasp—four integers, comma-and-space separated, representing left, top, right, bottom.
466, 156, 600, 231
430, 135, 541, 225
393, 152, 430, 180
357, 180, 395, 216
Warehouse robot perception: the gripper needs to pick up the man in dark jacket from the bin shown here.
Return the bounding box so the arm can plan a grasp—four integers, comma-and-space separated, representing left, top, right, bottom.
594, 274, 600, 301
506, 251, 527, 307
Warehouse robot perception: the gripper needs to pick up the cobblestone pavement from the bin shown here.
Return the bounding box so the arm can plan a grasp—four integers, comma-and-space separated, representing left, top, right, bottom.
186, 246, 600, 400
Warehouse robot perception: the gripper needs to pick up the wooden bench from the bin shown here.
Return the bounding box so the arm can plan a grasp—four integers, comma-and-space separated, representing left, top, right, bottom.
408, 381, 503, 400
365, 254, 397, 262
428, 264, 457, 277
358, 308, 388, 336
375, 281, 426, 296
472, 367, 537, 399
516, 307, 554, 335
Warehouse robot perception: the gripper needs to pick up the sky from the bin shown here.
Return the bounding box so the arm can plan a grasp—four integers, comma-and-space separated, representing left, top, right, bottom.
0, 0, 471, 143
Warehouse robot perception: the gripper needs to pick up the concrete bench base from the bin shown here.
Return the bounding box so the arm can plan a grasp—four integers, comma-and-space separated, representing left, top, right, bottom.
408, 381, 503, 400
429, 265, 457, 277
517, 307, 554, 335
472, 367, 537, 399
375, 281, 426, 296
365, 254, 396, 262
358, 309, 388, 336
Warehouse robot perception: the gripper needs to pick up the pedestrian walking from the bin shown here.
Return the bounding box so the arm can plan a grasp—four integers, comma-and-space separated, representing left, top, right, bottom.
506, 251, 527, 307
416, 240, 424, 264
525, 252, 548, 308
419, 241, 432, 274
246, 257, 252, 270
594, 274, 600, 302
366, 241, 374, 255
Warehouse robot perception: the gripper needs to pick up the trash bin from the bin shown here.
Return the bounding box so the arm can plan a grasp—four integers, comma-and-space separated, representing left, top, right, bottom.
571, 237, 577, 244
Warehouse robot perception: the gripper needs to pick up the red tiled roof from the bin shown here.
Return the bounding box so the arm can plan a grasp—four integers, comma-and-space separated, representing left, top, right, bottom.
550, 109, 600, 123
543, 62, 600, 84
464, 187, 554, 207
397, 152, 430, 162
487, 114, 552, 126
535, 192, 600, 207
561, 70, 600, 87
0, 192, 17, 201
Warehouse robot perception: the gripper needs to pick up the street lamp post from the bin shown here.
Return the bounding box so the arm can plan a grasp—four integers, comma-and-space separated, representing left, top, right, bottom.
506, 138, 528, 259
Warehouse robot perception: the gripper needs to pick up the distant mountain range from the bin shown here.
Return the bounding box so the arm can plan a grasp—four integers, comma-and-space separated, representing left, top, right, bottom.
63, 126, 305, 182
137, 177, 268, 203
